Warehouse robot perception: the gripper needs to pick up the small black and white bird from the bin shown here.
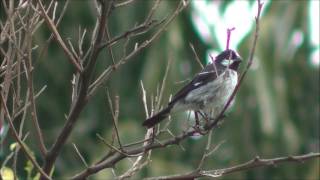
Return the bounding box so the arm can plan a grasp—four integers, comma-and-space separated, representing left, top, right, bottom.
142, 49, 242, 128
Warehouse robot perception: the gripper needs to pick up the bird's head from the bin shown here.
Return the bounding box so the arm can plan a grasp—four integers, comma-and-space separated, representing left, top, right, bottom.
215, 49, 242, 70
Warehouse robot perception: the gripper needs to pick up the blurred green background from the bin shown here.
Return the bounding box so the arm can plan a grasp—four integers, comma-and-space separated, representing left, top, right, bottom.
1, 0, 319, 179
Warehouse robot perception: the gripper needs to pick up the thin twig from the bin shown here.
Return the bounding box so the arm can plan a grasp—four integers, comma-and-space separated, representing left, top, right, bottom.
71, 1, 268, 179
103, 0, 117, 66
37, 0, 70, 63
96, 134, 142, 157
72, 143, 89, 168
156, 55, 173, 111
145, 152, 320, 180
71, 128, 197, 180
71, 1, 189, 179
24, 14, 47, 156
117, 76, 157, 179
197, 130, 213, 170
115, 0, 135, 8
122, 137, 155, 148
13, 85, 47, 119
0, 94, 51, 180
226, 27, 235, 50
140, 81, 150, 118
106, 90, 122, 148
145, 0, 161, 23
36, 0, 82, 72
189, 43, 204, 69
78, 27, 87, 58
89, 0, 188, 99
41, 0, 109, 177
99, 18, 163, 50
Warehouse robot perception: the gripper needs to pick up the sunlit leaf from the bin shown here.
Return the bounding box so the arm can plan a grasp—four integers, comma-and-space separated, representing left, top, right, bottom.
9, 143, 18, 151
0, 167, 14, 180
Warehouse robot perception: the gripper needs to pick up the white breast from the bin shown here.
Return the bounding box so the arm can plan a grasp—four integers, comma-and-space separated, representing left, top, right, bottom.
175, 69, 238, 118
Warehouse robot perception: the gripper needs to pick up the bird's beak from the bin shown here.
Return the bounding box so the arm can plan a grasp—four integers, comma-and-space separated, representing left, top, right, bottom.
235, 57, 242, 62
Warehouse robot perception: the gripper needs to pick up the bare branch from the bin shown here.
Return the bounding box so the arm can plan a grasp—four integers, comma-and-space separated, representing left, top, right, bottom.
115, 0, 135, 8
0, 94, 51, 180
141, 81, 149, 118
156, 56, 173, 111
96, 134, 142, 158
89, 0, 189, 98
41, 0, 110, 177
71, 128, 196, 180
145, 153, 320, 180
189, 43, 204, 69
106, 90, 122, 148
13, 85, 47, 119
36, 0, 82, 72
72, 143, 89, 168
24, 23, 47, 156
37, 0, 70, 62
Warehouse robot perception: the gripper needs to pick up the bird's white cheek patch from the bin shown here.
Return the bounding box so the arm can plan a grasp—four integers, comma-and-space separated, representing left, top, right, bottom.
221, 59, 232, 66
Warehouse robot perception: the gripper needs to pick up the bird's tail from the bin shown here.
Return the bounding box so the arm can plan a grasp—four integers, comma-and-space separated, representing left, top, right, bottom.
142, 106, 172, 128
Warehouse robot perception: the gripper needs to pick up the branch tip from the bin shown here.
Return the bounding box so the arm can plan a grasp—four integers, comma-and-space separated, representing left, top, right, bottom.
226, 27, 235, 50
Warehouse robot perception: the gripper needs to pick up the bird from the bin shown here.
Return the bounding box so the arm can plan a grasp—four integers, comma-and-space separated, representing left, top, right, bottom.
142, 49, 242, 128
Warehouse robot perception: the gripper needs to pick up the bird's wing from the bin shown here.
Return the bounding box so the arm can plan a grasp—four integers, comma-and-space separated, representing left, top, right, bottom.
169, 64, 224, 106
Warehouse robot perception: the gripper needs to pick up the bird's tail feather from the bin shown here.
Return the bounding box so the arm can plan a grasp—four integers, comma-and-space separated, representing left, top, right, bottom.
142, 106, 172, 128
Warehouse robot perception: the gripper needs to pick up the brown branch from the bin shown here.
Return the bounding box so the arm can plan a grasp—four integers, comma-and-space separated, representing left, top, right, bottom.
71, 128, 196, 180
116, 69, 166, 179
99, 19, 162, 50
189, 43, 204, 69
37, 0, 70, 64
13, 85, 47, 119
24, 20, 47, 157
71, 2, 189, 179
145, 152, 320, 180
71, 0, 266, 179
115, 0, 135, 8
106, 91, 122, 149
88, 0, 188, 98
0, 94, 51, 180
72, 143, 89, 168
40, 1, 110, 178
36, 0, 82, 72
156, 55, 173, 111
113, 1, 187, 68
99, 0, 163, 51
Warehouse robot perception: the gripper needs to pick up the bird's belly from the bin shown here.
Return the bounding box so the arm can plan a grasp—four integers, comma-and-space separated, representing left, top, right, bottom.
177, 70, 238, 118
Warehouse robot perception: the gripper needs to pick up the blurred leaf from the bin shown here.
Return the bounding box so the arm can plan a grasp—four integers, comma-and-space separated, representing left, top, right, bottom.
9, 143, 18, 151
0, 167, 14, 180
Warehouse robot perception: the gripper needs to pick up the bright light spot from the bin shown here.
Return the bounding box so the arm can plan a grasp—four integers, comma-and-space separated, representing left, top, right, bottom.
309, 0, 320, 67
311, 50, 319, 66
286, 30, 304, 61
191, 0, 270, 50
0, 126, 3, 135
192, 12, 211, 43
291, 30, 304, 47
206, 50, 219, 64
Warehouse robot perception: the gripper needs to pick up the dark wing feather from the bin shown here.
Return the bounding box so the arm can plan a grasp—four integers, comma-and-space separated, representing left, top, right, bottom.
169, 63, 225, 106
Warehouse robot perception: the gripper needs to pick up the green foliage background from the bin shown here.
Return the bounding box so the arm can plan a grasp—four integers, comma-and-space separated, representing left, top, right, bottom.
1, 0, 319, 179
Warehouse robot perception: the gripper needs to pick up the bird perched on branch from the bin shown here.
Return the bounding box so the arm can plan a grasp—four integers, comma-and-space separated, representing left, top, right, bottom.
142, 49, 242, 128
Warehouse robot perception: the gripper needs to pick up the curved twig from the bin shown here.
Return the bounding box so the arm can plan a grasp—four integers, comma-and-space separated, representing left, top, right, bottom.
145, 152, 320, 180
